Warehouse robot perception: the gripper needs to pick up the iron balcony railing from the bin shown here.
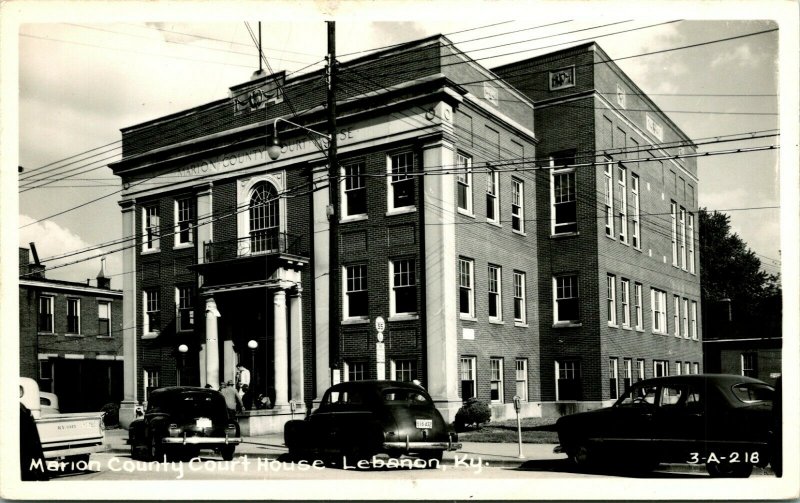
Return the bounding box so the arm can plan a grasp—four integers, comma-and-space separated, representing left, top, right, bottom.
203, 232, 306, 263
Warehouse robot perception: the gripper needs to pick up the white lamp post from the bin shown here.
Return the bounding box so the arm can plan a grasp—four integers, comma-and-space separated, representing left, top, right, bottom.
177, 344, 188, 385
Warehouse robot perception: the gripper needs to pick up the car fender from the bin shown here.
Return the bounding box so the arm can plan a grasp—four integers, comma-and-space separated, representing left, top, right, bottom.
284, 419, 309, 449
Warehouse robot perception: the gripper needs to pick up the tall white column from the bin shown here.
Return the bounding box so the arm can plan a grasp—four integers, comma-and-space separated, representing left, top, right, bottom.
273, 289, 289, 408
312, 167, 331, 401
205, 297, 221, 388
223, 340, 236, 385
118, 201, 138, 429
289, 287, 304, 403
199, 343, 207, 387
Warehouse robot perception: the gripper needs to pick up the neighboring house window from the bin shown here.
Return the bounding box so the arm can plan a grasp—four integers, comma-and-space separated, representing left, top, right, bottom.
551, 151, 577, 234
144, 288, 160, 335
682, 298, 689, 339
486, 168, 499, 223
513, 271, 526, 323
458, 258, 475, 318
631, 174, 641, 248
488, 264, 502, 321
688, 212, 696, 274
690, 300, 698, 340
609, 357, 619, 400
67, 298, 80, 334
623, 358, 632, 392
620, 278, 631, 328
98, 301, 111, 337
675, 361, 682, 375
741, 352, 758, 377
511, 178, 524, 233
653, 360, 668, 377
607, 274, 617, 326
392, 360, 416, 382
38, 296, 53, 333
176, 286, 194, 332
673, 295, 681, 337
347, 362, 367, 381
604, 160, 614, 237
490, 358, 504, 403
554, 275, 579, 324
249, 182, 280, 253
390, 259, 416, 315
684, 361, 691, 375
175, 197, 195, 245
556, 360, 581, 400
617, 164, 628, 243
634, 282, 643, 330
680, 207, 687, 270
651, 288, 667, 334
143, 204, 160, 251
388, 151, 415, 210
344, 265, 368, 319
460, 357, 477, 399
637, 359, 645, 381
671, 201, 678, 266
515, 359, 528, 402
342, 162, 367, 217
692, 362, 699, 374
39, 360, 54, 392
456, 153, 473, 214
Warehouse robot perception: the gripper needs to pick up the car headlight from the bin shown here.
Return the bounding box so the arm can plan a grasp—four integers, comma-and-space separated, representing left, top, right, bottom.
168, 424, 183, 436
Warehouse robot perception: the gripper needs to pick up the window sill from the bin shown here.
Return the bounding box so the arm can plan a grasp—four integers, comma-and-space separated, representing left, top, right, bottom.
512, 229, 527, 236
141, 249, 161, 255
605, 234, 616, 241
38, 332, 55, 336
386, 207, 416, 217
459, 314, 477, 322
621, 325, 632, 331
514, 321, 529, 328
173, 243, 194, 251
652, 331, 667, 336
457, 208, 475, 218
619, 239, 630, 246
389, 313, 419, 322
635, 328, 645, 333
553, 322, 582, 328
340, 214, 368, 224
96, 336, 114, 339
65, 333, 83, 337
489, 319, 505, 325
142, 332, 160, 340
607, 323, 619, 329
342, 317, 369, 325
486, 220, 502, 228
550, 231, 580, 239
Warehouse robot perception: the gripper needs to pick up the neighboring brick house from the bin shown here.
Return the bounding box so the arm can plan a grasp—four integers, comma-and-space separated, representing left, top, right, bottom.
494, 42, 703, 412
19, 247, 124, 412
110, 34, 539, 432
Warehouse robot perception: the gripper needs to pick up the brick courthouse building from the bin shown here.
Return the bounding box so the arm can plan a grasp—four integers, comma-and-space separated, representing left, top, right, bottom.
111, 35, 701, 432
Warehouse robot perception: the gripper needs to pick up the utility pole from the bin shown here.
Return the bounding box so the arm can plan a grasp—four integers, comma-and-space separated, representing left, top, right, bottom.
326, 21, 340, 377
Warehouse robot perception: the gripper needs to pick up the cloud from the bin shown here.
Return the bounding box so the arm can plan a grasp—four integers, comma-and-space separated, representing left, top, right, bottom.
710, 44, 758, 69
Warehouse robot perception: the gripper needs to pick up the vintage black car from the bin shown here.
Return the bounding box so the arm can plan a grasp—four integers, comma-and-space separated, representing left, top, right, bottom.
129, 387, 242, 461
555, 374, 776, 477
284, 380, 461, 467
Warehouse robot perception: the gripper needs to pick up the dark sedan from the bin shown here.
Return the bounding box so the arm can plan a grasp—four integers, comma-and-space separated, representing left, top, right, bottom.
284, 380, 461, 467
129, 387, 242, 461
555, 374, 776, 477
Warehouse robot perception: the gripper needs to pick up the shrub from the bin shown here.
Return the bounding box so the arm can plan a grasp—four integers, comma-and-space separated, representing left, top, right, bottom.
101, 402, 120, 428
454, 398, 492, 432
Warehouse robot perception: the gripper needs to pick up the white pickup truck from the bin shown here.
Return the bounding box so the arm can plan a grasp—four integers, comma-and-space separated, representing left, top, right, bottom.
19, 377, 106, 465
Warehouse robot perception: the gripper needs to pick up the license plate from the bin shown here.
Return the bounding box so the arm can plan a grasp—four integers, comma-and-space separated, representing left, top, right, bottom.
196, 417, 212, 428
416, 419, 433, 429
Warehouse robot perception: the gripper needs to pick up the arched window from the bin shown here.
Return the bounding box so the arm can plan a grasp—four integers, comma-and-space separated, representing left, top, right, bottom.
249, 182, 279, 253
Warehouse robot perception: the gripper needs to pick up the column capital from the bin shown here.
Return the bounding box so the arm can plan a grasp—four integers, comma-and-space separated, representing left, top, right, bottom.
119, 199, 136, 211
290, 284, 303, 297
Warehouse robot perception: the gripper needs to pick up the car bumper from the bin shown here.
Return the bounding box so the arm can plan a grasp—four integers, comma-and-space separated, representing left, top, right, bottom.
162, 436, 242, 446
553, 445, 565, 453
383, 434, 461, 452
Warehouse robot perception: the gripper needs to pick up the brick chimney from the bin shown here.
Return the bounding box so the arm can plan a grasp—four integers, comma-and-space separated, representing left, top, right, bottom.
96, 257, 111, 289
20, 244, 46, 279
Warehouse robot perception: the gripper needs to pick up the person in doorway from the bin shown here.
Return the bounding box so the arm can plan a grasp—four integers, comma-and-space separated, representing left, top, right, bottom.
236, 363, 251, 389
240, 384, 253, 411
220, 380, 243, 418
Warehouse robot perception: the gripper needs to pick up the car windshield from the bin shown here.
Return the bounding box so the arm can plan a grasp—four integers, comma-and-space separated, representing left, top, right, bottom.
731, 383, 774, 404
382, 388, 431, 406
151, 392, 227, 422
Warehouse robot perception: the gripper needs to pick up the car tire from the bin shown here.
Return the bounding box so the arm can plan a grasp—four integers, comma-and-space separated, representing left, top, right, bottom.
568, 442, 594, 471
706, 461, 753, 478
221, 445, 235, 461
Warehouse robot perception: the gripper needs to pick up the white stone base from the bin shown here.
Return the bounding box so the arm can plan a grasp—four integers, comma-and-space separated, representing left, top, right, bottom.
238, 407, 307, 436
489, 402, 543, 422
118, 401, 142, 430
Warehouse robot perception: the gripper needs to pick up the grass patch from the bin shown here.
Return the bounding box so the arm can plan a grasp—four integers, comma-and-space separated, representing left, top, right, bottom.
457, 417, 559, 444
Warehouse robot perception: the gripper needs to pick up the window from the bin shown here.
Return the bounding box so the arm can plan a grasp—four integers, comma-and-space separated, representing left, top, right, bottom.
38, 296, 53, 333
631, 174, 641, 248
39, 360, 54, 392
390, 259, 416, 315
144, 288, 160, 335
346, 362, 367, 382
680, 207, 687, 270
688, 212, 696, 273
98, 301, 111, 337
458, 258, 475, 318
690, 301, 698, 340
490, 358, 504, 403
144, 368, 160, 400
249, 182, 280, 253
67, 298, 80, 334
551, 151, 577, 234
515, 359, 528, 402
675, 361, 682, 375
511, 178, 524, 233
741, 353, 757, 378
343, 162, 367, 216
456, 153, 473, 213
392, 360, 416, 382
637, 359, 645, 381
486, 168, 499, 224
620, 279, 631, 328
143, 204, 160, 251
609, 357, 619, 400
623, 358, 632, 392
556, 360, 581, 400
344, 265, 368, 319
176, 286, 194, 332
671, 201, 678, 266
607, 274, 617, 326
653, 360, 668, 377
682, 298, 689, 339
461, 357, 476, 399
488, 265, 502, 321
604, 160, 614, 237
651, 288, 667, 334
175, 197, 195, 245
634, 283, 643, 330
617, 164, 628, 242
554, 275, 579, 324
388, 152, 415, 210
692, 362, 699, 374
673, 295, 681, 337
684, 361, 691, 375
513, 271, 526, 323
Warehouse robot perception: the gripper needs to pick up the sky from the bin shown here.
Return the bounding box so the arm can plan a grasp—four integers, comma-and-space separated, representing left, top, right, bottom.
5, 2, 794, 287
